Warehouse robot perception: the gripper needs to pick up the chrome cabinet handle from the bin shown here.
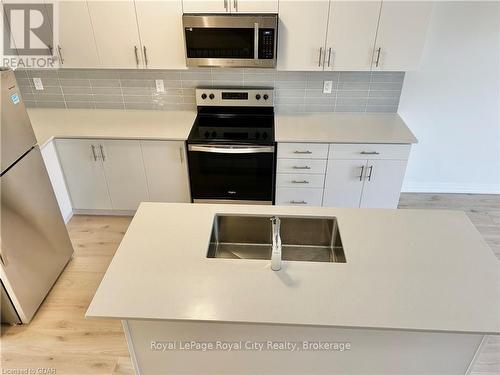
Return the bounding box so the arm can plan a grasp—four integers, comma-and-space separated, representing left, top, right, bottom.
143, 46, 148, 68
292, 166, 311, 170
292, 180, 309, 184
91, 145, 98, 161
57, 45, 64, 64
360, 151, 380, 155
318, 47, 323, 67
367, 166, 374, 181
134, 46, 139, 67
179, 147, 184, 163
327, 47, 332, 67
99, 145, 106, 161
290, 200, 307, 205
374, 47, 382, 68
223, 0, 228, 11
233, 0, 237, 11
48, 45, 53, 55
293, 150, 312, 154
358, 165, 365, 181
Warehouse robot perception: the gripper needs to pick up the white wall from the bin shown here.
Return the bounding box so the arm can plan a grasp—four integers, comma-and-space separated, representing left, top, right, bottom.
399, 2, 500, 194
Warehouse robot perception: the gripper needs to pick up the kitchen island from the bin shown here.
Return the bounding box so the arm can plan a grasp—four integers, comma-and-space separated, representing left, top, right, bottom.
87, 203, 500, 375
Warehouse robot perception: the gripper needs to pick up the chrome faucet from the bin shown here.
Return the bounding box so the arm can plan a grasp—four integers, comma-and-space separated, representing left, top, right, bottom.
270, 216, 282, 271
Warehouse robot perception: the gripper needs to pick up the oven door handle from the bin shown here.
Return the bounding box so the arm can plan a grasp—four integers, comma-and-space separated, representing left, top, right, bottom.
188, 144, 275, 154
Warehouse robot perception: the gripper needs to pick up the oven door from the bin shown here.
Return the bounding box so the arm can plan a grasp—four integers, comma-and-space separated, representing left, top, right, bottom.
183, 14, 277, 68
188, 144, 275, 203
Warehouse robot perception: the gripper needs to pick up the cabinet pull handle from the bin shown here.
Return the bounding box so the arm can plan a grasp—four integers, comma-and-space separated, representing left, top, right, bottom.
48, 45, 53, 55
292, 166, 311, 170
374, 47, 382, 68
91, 145, 98, 161
360, 151, 380, 155
292, 180, 309, 184
233, 0, 237, 11
134, 46, 139, 67
223, 0, 228, 11
179, 147, 184, 163
143, 46, 148, 68
327, 47, 332, 67
358, 165, 365, 181
57, 45, 64, 64
290, 200, 307, 205
293, 150, 312, 154
99, 145, 106, 161
318, 47, 323, 67
367, 166, 374, 181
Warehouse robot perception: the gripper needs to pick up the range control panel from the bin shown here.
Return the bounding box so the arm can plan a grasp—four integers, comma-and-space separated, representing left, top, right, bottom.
196, 88, 274, 107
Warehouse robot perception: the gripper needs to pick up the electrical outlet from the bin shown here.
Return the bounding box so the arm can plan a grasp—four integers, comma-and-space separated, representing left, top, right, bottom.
323, 80, 333, 94
155, 79, 165, 93
33, 77, 44, 90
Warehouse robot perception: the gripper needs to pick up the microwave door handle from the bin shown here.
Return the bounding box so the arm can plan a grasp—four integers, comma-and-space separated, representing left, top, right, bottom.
254, 23, 259, 60
188, 145, 274, 154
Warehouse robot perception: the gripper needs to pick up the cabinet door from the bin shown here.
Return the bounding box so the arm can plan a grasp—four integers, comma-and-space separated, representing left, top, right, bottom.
231, 0, 278, 13
57, 1, 100, 68
277, 0, 330, 71
56, 139, 111, 210
325, 1, 381, 71
135, 0, 185, 69
140, 141, 190, 203
360, 159, 407, 208
323, 159, 366, 208
372, 1, 433, 71
99, 140, 149, 211
87, 0, 143, 68
182, 0, 229, 13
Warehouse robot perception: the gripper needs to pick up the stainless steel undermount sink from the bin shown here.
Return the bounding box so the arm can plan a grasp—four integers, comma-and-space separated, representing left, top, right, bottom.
207, 215, 346, 263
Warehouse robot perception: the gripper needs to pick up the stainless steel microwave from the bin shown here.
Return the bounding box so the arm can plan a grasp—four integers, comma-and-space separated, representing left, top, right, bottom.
182, 14, 278, 68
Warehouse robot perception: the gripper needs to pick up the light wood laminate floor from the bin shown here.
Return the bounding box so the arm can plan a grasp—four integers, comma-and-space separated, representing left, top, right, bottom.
1, 194, 499, 375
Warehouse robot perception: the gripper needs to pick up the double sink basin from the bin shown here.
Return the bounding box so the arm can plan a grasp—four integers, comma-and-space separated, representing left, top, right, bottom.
207, 215, 346, 263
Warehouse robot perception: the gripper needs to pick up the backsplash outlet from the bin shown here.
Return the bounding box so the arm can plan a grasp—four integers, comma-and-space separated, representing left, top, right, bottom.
14, 69, 404, 113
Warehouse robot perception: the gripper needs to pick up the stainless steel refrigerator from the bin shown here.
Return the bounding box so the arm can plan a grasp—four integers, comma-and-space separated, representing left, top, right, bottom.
0, 68, 73, 324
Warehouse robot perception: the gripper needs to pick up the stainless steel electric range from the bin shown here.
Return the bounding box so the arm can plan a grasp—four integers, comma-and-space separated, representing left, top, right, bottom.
187, 88, 275, 205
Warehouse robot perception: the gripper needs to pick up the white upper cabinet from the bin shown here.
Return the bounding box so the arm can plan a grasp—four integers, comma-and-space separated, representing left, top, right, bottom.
182, 0, 277, 13
87, 0, 143, 68
277, 0, 330, 71
325, 1, 381, 71
372, 1, 433, 71
135, 0, 185, 69
57, 1, 100, 68
231, 0, 278, 13
182, 0, 229, 13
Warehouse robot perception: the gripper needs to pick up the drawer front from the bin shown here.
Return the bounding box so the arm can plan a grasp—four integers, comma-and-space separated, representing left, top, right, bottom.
275, 187, 323, 206
276, 173, 325, 188
276, 159, 327, 174
278, 143, 329, 159
329, 144, 411, 160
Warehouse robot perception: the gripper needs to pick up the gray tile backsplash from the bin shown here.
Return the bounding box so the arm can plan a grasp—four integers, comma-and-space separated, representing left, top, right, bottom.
15, 69, 404, 113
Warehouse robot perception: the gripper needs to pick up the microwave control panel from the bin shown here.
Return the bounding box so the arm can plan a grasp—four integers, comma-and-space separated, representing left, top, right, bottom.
258, 29, 275, 60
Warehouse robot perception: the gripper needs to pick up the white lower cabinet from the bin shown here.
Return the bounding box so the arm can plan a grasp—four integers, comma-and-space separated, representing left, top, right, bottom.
56, 138, 190, 213
56, 139, 112, 210
140, 141, 190, 203
276, 142, 410, 208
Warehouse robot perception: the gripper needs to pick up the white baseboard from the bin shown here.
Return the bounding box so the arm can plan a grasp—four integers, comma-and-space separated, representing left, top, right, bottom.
402, 182, 500, 194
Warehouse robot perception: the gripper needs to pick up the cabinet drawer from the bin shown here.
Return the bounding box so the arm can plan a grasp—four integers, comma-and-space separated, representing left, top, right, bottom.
329, 144, 411, 160
275, 188, 323, 206
278, 143, 329, 159
276, 173, 325, 188
277, 159, 327, 174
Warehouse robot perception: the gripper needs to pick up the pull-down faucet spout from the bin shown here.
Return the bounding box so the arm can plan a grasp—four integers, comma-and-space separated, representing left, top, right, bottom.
270, 216, 282, 271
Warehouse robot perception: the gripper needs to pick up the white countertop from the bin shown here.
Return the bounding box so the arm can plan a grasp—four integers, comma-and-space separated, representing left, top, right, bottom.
27, 108, 197, 148
275, 112, 417, 143
28, 109, 417, 147
86, 203, 500, 334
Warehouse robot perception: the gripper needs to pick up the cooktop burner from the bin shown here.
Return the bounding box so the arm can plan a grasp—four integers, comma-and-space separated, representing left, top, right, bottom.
187, 88, 275, 145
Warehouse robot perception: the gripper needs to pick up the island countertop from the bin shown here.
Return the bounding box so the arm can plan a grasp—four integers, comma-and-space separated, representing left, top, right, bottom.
86, 203, 500, 335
